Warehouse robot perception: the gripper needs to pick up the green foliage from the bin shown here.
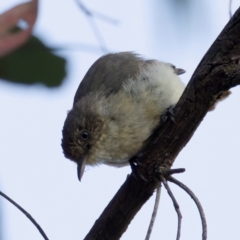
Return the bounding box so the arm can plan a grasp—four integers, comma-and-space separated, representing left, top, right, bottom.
0, 35, 66, 87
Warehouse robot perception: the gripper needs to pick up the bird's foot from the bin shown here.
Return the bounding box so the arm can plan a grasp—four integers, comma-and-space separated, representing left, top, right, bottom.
161, 105, 176, 123
129, 157, 148, 182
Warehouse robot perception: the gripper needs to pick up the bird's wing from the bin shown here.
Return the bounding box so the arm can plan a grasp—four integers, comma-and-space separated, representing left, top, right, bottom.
73, 52, 146, 106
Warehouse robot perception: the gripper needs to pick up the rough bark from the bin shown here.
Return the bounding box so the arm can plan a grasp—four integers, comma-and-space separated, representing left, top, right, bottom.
84, 7, 240, 240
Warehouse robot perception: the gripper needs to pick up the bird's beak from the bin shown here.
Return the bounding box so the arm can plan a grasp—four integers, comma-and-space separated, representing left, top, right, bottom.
175, 68, 186, 75
77, 157, 86, 181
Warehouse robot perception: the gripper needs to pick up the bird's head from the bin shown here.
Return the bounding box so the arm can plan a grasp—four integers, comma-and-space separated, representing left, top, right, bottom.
61, 104, 104, 181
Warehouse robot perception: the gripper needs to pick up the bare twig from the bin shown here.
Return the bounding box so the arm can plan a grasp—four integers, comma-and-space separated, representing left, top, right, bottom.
0, 190, 49, 240
163, 168, 185, 176
229, 0, 233, 18
74, 0, 118, 24
86, 17, 108, 53
48, 43, 103, 53
145, 184, 161, 240
74, 0, 116, 53
161, 177, 182, 240
76, 0, 118, 25
168, 176, 207, 240
89, 11, 118, 25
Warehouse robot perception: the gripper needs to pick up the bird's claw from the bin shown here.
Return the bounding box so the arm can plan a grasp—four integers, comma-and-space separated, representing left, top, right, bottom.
161, 105, 177, 123
129, 158, 148, 181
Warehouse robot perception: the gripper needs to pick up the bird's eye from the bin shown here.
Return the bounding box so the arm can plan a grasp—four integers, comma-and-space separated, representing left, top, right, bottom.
81, 131, 89, 141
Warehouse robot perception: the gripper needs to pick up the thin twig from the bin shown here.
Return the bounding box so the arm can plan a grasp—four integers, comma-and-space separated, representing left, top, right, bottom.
74, 0, 92, 16
90, 11, 118, 25
145, 184, 161, 240
74, 0, 118, 24
164, 168, 185, 176
74, 0, 112, 53
0, 190, 49, 240
168, 176, 207, 240
161, 177, 182, 240
87, 17, 108, 53
20, 43, 104, 53
229, 0, 233, 18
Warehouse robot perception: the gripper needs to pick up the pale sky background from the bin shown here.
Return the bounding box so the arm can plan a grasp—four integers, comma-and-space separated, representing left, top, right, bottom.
0, 1, 240, 240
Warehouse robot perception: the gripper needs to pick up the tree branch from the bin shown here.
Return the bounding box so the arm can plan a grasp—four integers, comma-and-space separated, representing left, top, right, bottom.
84, 7, 240, 240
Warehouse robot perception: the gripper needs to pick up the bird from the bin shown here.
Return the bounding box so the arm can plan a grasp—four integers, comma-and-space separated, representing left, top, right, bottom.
61, 52, 186, 181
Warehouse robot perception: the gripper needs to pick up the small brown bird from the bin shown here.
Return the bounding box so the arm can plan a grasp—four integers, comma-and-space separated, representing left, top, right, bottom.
61, 52, 186, 181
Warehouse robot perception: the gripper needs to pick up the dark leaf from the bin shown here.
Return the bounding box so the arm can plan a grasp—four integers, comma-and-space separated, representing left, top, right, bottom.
0, 35, 66, 87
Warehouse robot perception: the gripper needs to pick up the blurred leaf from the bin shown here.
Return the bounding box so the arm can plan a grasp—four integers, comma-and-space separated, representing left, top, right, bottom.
0, 0, 38, 57
0, 35, 66, 87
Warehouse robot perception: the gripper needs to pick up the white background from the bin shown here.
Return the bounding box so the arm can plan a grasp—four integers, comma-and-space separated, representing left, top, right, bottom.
0, 1, 240, 240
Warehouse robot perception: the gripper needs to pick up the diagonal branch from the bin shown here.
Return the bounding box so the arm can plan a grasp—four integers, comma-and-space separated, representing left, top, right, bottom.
84, 7, 240, 240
